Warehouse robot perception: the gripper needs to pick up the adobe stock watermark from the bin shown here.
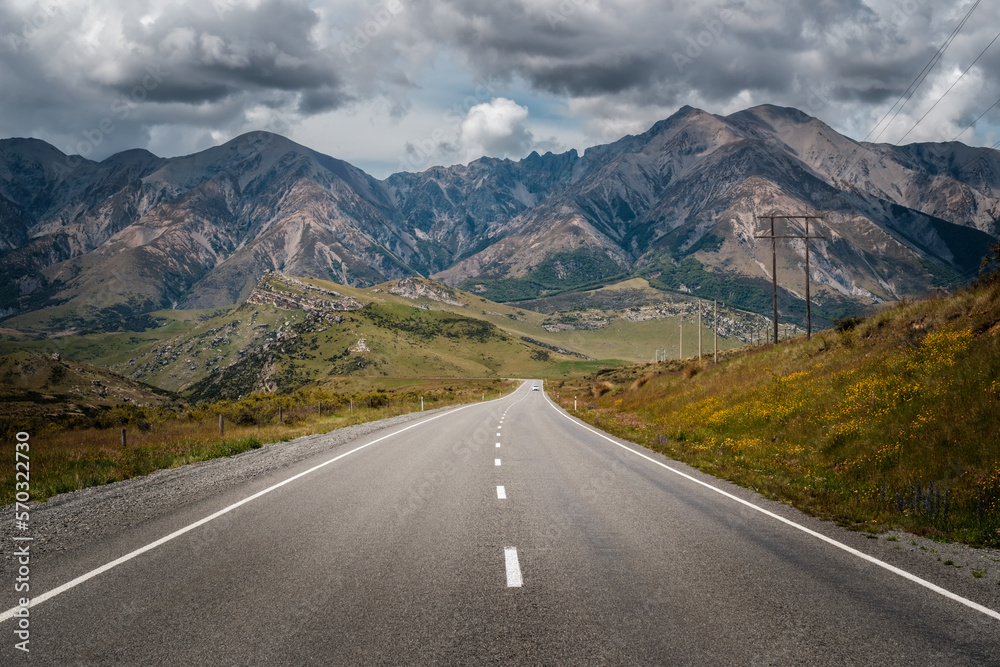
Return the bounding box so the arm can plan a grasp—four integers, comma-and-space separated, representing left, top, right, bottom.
52, 63, 171, 178
395, 77, 502, 173
339, 0, 404, 63
594, 118, 640, 146
254, 109, 294, 140
672, 3, 748, 73
394, 411, 500, 524
4, 1, 62, 53
539, 457, 629, 548
212, 0, 238, 20
887, 0, 919, 25
546, 0, 587, 29
769, 85, 830, 144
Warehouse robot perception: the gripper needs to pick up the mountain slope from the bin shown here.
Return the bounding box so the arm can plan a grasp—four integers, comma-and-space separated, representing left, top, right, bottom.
435, 105, 997, 323
1, 105, 997, 331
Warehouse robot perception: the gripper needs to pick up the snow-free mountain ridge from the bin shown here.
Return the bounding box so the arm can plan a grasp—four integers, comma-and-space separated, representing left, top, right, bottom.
1, 104, 997, 330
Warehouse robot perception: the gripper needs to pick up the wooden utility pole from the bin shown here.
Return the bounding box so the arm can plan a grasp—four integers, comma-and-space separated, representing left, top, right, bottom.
713, 300, 718, 363
755, 215, 825, 341
804, 217, 813, 339
770, 216, 778, 344
679, 318, 683, 360
698, 305, 702, 360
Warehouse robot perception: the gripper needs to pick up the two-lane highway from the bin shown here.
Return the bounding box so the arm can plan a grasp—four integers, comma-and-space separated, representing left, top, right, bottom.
3, 381, 998, 664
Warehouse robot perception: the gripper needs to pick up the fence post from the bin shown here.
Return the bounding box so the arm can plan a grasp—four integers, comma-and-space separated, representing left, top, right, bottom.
121, 428, 127, 449
219, 414, 224, 437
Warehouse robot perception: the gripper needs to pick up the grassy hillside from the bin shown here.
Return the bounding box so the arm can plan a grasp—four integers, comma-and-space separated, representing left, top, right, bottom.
0, 275, 575, 399
0, 351, 180, 427
0, 275, 756, 389
342, 276, 754, 364
552, 282, 1000, 548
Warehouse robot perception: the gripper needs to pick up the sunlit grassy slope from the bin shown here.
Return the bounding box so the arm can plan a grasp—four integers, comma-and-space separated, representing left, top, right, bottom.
0, 276, 751, 396
303, 275, 748, 364
553, 283, 1000, 547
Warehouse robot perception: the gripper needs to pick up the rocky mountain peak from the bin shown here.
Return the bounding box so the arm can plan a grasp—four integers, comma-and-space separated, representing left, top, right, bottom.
1, 103, 997, 333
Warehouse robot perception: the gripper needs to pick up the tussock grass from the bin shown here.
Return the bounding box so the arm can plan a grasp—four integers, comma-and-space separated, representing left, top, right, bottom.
557, 283, 1000, 547
591, 381, 615, 398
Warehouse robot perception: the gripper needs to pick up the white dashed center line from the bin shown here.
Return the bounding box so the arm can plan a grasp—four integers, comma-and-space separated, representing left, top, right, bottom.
504, 547, 523, 587
496, 442, 501, 447
497, 485, 506, 499
495, 458, 501, 466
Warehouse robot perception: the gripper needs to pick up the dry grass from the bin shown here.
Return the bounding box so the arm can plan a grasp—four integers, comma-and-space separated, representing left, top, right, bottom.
591, 380, 615, 397
558, 283, 1000, 547
2, 379, 516, 505
681, 360, 706, 379
630, 374, 652, 391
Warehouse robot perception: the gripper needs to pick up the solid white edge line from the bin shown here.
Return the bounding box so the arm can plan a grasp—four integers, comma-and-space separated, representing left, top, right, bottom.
0, 400, 496, 624
497, 485, 507, 499
504, 546, 523, 587
543, 395, 1000, 622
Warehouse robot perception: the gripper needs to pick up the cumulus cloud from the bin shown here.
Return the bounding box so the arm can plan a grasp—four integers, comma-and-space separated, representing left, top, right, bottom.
459, 97, 535, 161
404, 0, 1000, 147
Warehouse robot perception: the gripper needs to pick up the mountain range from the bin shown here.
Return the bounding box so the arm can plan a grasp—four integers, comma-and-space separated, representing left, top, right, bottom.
1, 103, 997, 332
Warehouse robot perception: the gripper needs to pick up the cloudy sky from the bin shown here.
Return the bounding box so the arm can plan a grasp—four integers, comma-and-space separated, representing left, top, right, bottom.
2, 0, 999, 178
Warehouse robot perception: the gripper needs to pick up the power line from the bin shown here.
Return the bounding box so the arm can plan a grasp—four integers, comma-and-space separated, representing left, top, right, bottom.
952, 94, 1000, 142
839, 0, 981, 177
868, 0, 981, 146
895, 29, 1000, 146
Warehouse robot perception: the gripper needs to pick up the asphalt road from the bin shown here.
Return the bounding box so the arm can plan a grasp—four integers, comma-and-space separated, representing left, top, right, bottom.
3, 381, 999, 665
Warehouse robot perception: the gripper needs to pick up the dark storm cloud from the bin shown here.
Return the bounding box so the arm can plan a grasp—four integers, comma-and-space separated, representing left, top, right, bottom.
405, 0, 1000, 143
0, 0, 353, 158
109, 0, 341, 100
525, 52, 666, 97
2, 0, 999, 164
407, 0, 901, 103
